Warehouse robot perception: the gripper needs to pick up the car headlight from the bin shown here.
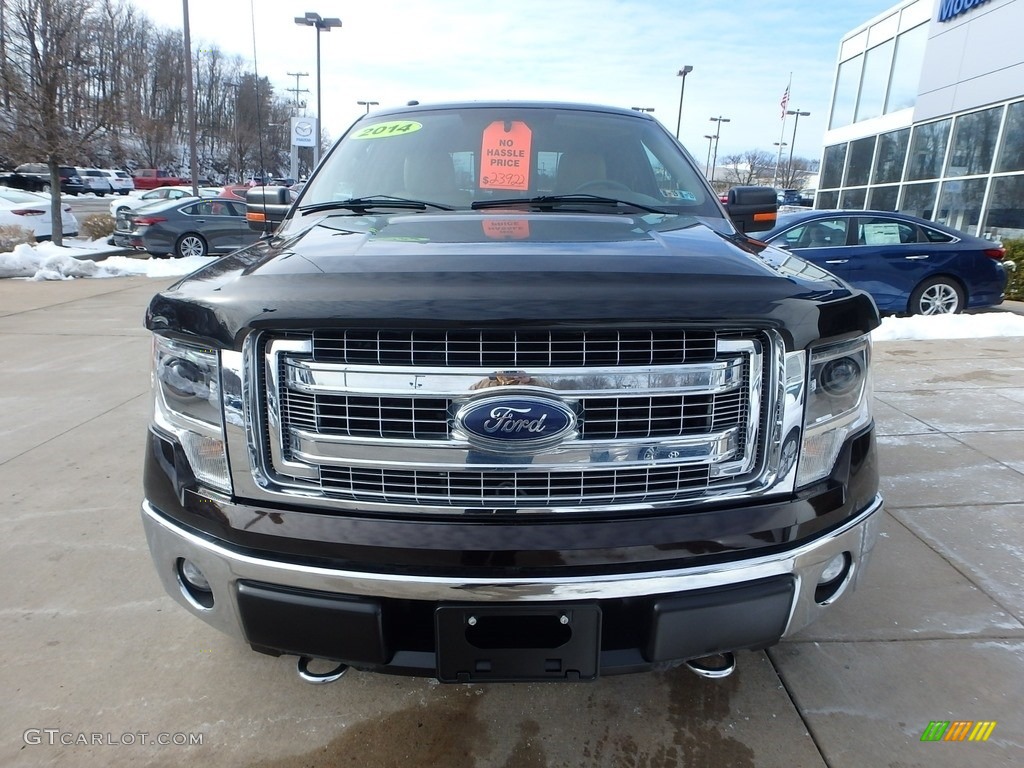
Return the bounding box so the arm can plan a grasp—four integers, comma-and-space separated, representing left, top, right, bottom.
796, 334, 872, 487
152, 336, 231, 492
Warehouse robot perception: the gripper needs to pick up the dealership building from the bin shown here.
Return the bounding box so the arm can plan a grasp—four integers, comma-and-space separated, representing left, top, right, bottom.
819, 0, 1024, 239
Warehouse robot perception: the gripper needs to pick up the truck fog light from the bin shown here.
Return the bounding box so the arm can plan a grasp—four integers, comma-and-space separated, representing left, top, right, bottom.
814, 552, 852, 605
177, 558, 215, 609
819, 553, 847, 584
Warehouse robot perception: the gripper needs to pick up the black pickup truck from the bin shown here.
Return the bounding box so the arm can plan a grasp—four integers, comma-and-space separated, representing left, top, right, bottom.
142, 101, 882, 683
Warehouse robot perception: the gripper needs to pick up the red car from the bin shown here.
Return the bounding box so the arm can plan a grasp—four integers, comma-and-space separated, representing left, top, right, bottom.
219, 185, 250, 201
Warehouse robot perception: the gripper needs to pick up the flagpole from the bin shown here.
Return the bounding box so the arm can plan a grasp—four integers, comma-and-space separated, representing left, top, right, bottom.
773, 73, 792, 188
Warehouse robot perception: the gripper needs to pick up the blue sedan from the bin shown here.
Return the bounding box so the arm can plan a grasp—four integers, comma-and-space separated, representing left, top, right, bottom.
750, 210, 1011, 315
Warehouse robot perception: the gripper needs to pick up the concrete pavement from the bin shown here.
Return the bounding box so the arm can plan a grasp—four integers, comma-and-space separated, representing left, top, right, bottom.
1, 275, 1022, 767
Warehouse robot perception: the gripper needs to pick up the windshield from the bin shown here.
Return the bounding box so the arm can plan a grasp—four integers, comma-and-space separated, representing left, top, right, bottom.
300, 105, 722, 219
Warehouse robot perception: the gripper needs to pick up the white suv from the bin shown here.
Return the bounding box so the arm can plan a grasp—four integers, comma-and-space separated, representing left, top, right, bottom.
77, 167, 112, 196
101, 169, 135, 195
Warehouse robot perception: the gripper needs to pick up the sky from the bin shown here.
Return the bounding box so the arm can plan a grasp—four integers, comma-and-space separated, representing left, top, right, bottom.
127, 0, 905, 163
4, 240, 1024, 342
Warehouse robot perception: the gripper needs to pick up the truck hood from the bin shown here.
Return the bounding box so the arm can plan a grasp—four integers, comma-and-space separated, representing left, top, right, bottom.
146, 211, 880, 350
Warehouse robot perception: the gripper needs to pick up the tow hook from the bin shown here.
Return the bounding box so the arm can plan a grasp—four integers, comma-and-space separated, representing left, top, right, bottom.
296, 656, 349, 684
684, 652, 736, 679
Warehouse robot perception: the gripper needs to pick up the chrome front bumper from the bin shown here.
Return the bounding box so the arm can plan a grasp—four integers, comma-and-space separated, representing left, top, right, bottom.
141, 493, 883, 651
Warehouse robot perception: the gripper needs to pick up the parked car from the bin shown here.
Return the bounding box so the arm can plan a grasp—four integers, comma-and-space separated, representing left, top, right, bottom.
132, 168, 190, 189
101, 169, 135, 195
77, 167, 113, 196
218, 184, 250, 201
777, 189, 813, 207
0, 188, 79, 240
0, 163, 85, 195
223, 183, 298, 205
113, 196, 259, 258
109, 185, 220, 216
750, 209, 1012, 315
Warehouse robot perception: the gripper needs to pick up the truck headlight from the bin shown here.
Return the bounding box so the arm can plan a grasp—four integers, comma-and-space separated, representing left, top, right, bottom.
797, 334, 872, 487
152, 336, 231, 492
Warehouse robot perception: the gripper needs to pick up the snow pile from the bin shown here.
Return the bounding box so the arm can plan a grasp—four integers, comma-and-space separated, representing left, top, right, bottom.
0, 243, 120, 280
0, 241, 216, 281
873, 312, 1024, 341
94, 253, 219, 277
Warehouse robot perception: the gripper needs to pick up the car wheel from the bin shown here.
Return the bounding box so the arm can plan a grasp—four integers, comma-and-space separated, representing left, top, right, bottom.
909, 277, 964, 315
42, 183, 51, 193
175, 233, 208, 258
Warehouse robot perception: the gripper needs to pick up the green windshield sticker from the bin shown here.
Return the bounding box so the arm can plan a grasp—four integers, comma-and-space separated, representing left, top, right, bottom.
351, 121, 423, 139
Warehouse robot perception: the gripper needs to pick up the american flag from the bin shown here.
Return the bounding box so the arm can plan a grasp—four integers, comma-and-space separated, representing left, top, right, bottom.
780, 85, 790, 120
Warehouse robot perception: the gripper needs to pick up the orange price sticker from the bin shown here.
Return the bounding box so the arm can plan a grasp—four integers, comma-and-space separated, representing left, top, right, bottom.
482, 218, 530, 240
480, 121, 532, 191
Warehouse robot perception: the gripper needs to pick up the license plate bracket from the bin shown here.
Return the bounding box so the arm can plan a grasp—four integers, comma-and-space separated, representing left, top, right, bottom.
435, 604, 601, 683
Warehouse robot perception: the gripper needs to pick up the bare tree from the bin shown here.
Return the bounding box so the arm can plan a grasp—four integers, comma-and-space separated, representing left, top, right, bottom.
0, 0, 311, 213
1, 0, 116, 245
778, 157, 820, 191
719, 150, 776, 187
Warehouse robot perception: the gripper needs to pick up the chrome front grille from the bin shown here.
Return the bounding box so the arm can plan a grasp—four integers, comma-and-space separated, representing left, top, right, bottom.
252, 329, 776, 513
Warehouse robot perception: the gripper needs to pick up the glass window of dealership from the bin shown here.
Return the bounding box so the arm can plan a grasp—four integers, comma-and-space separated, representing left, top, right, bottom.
819, 0, 1024, 239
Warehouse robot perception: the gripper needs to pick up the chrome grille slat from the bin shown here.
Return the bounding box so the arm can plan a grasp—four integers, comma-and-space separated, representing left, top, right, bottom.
289, 391, 736, 441
312, 328, 719, 367
317, 465, 712, 506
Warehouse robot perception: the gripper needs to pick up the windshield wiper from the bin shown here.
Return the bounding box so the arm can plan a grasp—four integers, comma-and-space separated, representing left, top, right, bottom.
471, 194, 669, 214
299, 195, 455, 214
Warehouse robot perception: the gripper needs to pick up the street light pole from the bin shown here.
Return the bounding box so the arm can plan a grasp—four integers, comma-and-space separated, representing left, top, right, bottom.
703, 134, 717, 179
772, 141, 787, 188
357, 100, 379, 114
708, 115, 730, 183
675, 65, 693, 140
786, 109, 810, 187
295, 11, 342, 166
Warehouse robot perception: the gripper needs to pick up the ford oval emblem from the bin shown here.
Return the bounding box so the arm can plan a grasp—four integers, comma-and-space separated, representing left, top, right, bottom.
455, 395, 577, 453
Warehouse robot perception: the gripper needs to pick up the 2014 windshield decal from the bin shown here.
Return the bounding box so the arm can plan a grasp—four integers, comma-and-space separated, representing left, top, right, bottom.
352, 121, 423, 139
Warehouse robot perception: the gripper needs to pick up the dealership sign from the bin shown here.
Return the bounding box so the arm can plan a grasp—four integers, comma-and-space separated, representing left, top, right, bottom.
291, 117, 317, 148
938, 0, 990, 22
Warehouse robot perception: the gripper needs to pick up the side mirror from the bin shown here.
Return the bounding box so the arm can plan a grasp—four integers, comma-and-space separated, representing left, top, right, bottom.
722, 186, 778, 234
246, 186, 291, 234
